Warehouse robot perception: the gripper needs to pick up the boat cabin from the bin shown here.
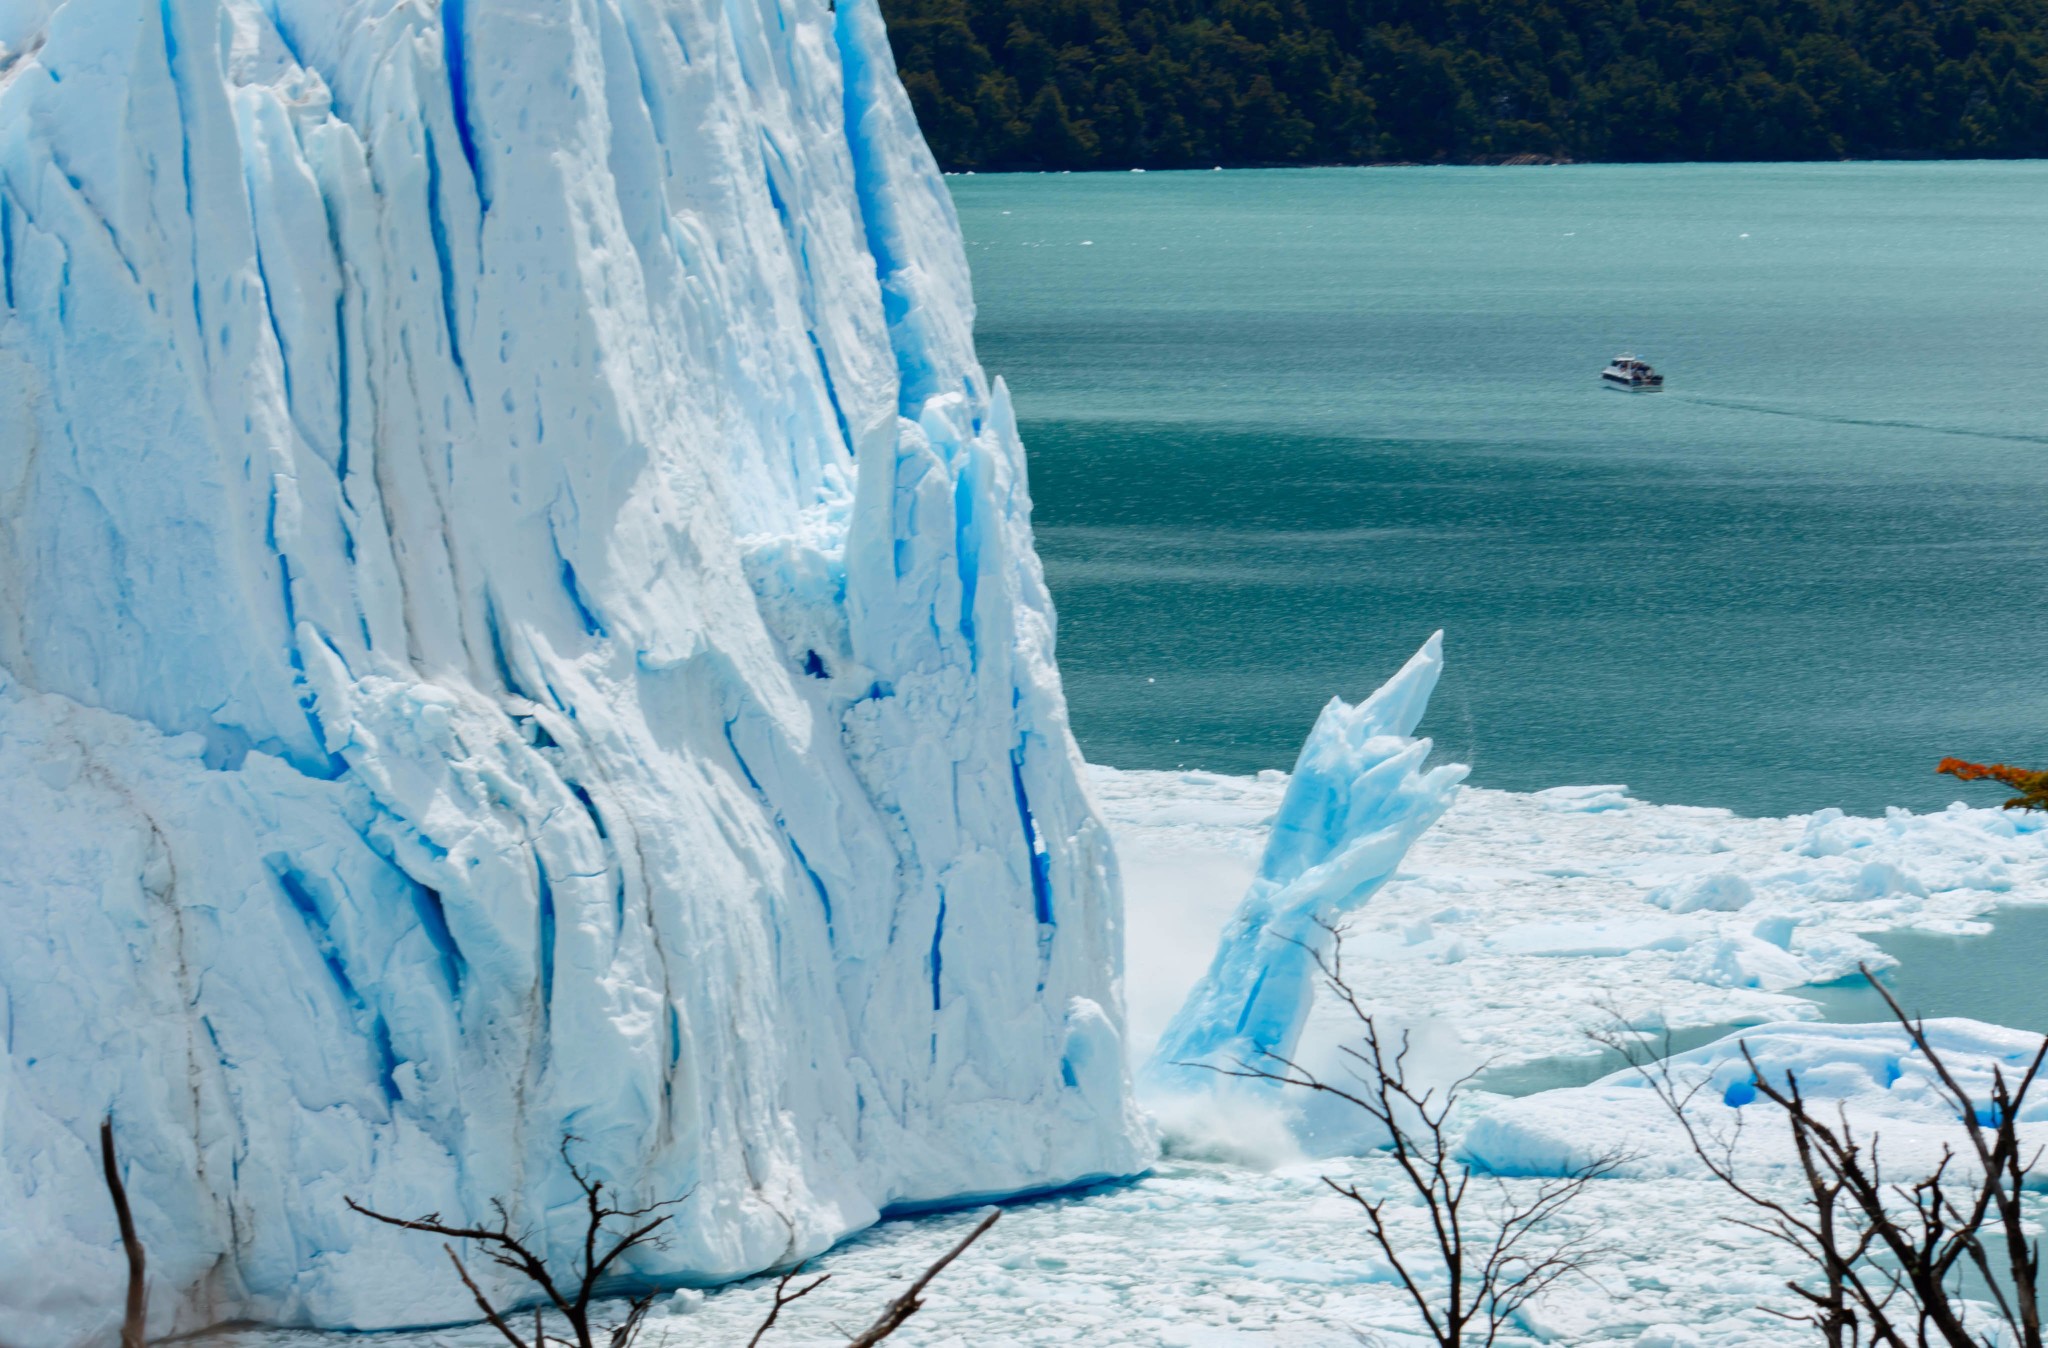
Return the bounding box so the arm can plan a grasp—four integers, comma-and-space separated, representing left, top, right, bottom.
1601, 354, 1664, 388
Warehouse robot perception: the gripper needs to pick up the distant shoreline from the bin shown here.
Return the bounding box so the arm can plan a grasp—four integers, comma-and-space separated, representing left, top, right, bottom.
942, 155, 2048, 176
885, 0, 2048, 176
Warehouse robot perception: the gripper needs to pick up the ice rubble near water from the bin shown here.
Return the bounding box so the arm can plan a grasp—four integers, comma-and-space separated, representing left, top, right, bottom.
1108, 762, 2048, 1106
1120, 637, 2048, 1169
1465, 1017, 2048, 1188
0, 0, 1149, 1342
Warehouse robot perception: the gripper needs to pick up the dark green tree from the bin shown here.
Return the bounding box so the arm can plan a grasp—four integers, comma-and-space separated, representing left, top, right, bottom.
877, 0, 2048, 169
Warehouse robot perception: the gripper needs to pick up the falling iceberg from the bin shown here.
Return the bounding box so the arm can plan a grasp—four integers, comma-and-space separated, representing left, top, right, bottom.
0, 1, 1147, 1342
1143, 635, 1468, 1111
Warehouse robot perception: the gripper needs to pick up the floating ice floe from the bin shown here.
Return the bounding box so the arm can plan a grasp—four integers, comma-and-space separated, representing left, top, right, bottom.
1648, 870, 1755, 913
1465, 1017, 2048, 1187
1103, 750, 2048, 1137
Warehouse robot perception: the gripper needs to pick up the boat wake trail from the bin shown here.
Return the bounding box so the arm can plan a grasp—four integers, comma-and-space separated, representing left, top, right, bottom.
1673, 395, 2048, 446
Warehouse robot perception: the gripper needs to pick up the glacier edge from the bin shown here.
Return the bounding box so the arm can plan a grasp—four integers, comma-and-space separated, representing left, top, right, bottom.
0, 0, 1149, 1343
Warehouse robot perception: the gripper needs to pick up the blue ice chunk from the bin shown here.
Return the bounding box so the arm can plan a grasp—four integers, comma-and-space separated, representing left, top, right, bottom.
1144, 635, 1467, 1096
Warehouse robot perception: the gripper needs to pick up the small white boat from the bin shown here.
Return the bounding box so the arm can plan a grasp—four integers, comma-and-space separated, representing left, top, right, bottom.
1602, 354, 1663, 389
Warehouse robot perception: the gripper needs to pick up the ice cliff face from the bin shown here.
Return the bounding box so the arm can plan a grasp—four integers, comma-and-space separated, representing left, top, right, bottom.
0, 1, 1147, 1341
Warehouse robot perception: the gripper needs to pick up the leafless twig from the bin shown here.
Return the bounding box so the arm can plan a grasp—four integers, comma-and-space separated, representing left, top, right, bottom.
1599, 966, 2048, 1347
346, 1135, 685, 1348
840, 1209, 1000, 1347
745, 1267, 830, 1347
347, 1141, 1002, 1348
1191, 919, 1619, 1346
99, 1118, 148, 1348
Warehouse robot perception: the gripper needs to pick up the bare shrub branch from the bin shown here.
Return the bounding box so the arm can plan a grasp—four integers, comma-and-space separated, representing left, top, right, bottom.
443, 1243, 532, 1348
744, 1269, 829, 1348
1190, 918, 1619, 1346
99, 1118, 148, 1348
346, 1135, 685, 1348
840, 1208, 1001, 1347
1599, 966, 2048, 1347
348, 1141, 999, 1348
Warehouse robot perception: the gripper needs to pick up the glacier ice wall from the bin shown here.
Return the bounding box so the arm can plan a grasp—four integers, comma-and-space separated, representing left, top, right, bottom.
1143, 636, 1467, 1099
0, 0, 1148, 1342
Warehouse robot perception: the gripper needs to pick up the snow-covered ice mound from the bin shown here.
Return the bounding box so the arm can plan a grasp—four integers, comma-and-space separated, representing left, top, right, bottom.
0, 1, 1146, 1342
1465, 1017, 2048, 1187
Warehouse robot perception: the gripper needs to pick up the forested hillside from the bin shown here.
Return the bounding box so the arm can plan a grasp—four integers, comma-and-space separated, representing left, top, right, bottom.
877, 0, 2048, 168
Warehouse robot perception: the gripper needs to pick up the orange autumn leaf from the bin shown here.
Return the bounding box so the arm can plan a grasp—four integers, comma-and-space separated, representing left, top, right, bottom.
1936, 757, 2048, 812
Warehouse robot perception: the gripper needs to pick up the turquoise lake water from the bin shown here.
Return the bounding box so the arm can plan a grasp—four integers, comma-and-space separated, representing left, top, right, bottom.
951, 163, 2048, 818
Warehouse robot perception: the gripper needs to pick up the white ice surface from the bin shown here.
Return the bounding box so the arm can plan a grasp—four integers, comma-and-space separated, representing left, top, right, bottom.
1467, 1016, 2048, 1188
172, 771, 2048, 1345
0, 2, 1146, 1342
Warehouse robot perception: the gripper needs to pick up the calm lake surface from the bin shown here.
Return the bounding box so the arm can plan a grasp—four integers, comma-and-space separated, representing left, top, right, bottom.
952, 163, 2048, 817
